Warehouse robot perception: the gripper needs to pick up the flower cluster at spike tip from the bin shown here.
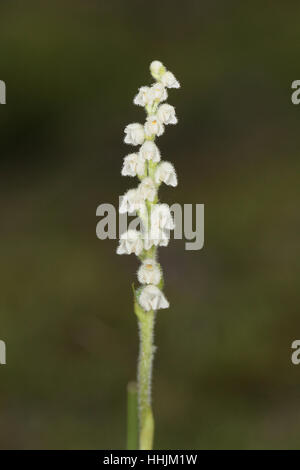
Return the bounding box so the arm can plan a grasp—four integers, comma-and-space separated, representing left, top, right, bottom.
117, 60, 180, 312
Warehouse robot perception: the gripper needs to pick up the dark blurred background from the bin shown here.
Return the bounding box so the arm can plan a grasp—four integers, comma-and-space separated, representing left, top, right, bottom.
1, 0, 300, 449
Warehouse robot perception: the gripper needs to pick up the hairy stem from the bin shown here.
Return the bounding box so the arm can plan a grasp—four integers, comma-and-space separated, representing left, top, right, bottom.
127, 381, 139, 450
137, 103, 160, 450
137, 309, 155, 449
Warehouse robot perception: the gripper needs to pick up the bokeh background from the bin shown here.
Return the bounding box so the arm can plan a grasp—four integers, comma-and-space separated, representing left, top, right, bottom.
1, 0, 300, 449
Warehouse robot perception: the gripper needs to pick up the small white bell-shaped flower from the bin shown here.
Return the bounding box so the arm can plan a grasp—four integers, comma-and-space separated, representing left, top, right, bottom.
144, 115, 164, 138
138, 177, 157, 202
139, 141, 161, 163
151, 203, 175, 231
117, 230, 144, 256
119, 189, 144, 214
157, 104, 178, 125
161, 71, 180, 89
139, 285, 169, 311
137, 259, 161, 285
124, 123, 145, 146
151, 82, 168, 103
133, 86, 155, 107
154, 162, 177, 187
142, 231, 169, 250
143, 204, 174, 248
121, 153, 145, 177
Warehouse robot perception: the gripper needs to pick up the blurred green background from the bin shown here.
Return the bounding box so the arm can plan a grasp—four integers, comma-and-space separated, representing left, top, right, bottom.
1, 0, 300, 449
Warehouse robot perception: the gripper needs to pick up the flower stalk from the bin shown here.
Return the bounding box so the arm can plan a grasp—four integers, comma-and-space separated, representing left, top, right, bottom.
137, 309, 155, 450
117, 60, 180, 449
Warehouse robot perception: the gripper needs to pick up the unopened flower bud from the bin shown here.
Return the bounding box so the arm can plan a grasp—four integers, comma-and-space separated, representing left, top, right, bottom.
150, 60, 166, 80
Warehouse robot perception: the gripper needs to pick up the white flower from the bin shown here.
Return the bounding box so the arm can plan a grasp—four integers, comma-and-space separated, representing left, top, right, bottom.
139, 285, 169, 311
138, 203, 149, 228
157, 104, 178, 125
161, 71, 180, 89
149, 203, 174, 245
142, 204, 174, 249
122, 153, 145, 177
144, 115, 164, 138
137, 259, 161, 285
139, 141, 161, 163
119, 189, 144, 214
117, 230, 144, 256
133, 86, 155, 107
138, 177, 156, 202
151, 82, 168, 103
150, 60, 166, 80
124, 123, 145, 146
151, 203, 175, 231
155, 162, 177, 187
142, 231, 169, 249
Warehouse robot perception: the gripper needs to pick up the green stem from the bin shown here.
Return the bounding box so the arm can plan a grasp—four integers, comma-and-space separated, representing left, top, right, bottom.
137, 310, 155, 450
127, 382, 139, 450
136, 104, 159, 450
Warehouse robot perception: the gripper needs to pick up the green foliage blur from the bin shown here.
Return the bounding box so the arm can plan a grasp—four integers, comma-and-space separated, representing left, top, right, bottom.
0, 0, 300, 449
